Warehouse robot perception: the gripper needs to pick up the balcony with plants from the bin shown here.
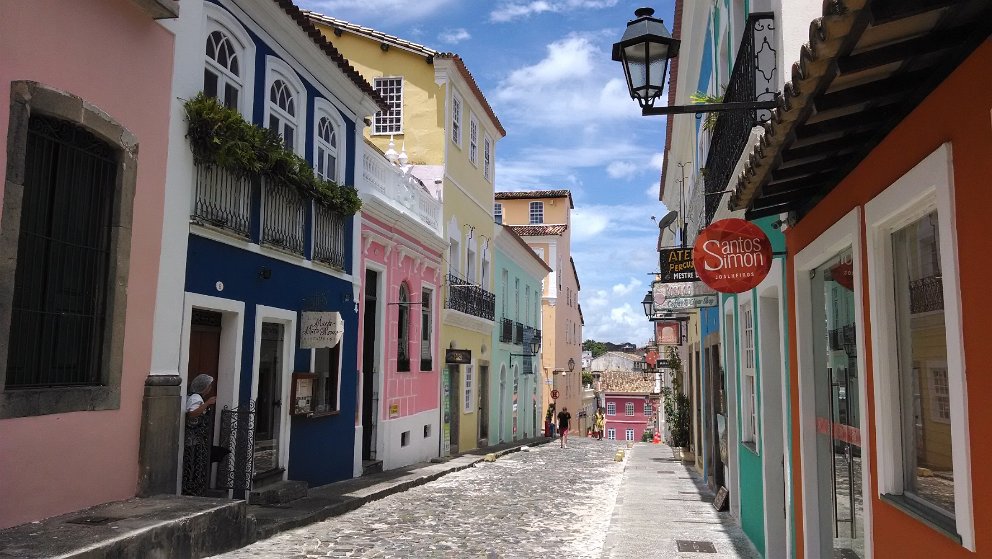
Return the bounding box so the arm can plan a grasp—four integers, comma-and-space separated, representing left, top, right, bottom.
184, 93, 361, 270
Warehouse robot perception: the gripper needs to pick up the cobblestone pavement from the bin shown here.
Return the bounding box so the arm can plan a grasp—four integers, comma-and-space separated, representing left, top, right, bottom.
215, 437, 629, 558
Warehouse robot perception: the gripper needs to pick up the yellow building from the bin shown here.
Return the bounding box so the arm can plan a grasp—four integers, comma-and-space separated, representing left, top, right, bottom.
309, 13, 505, 454
493, 191, 583, 430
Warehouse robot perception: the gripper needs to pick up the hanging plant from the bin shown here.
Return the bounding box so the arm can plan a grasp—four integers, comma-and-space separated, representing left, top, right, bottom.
690, 89, 725, 133
183, 93, 362, 216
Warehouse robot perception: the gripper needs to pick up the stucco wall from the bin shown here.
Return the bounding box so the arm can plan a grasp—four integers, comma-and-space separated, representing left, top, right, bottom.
0, 0, 175, 528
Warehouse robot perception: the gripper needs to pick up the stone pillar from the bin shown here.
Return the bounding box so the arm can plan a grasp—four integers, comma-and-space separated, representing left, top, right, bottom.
137, 374, 182, 497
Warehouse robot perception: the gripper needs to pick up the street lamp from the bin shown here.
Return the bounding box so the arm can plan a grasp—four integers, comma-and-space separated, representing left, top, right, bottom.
613, 7, 778, 116
641, 290, 655, 317
509, 330, 542, 373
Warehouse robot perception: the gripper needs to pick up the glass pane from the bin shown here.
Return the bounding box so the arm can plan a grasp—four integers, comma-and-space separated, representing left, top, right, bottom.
892, 210, 954, 517
223, 83, 238, 110
203, 69, 218, 99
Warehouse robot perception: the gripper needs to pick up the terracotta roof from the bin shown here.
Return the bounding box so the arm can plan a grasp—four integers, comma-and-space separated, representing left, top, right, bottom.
600, 370, 654, 393
508, 224, 568, 236
269, 0, 388, 112
497, 224, 553, 273
729, 0, 992, 217
304, 12, 504, 137
495, 190, 575, 208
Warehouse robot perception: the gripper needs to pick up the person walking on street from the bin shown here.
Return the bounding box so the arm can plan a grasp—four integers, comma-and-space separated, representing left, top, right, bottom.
594, 408, 605, 441
557, 407, 572, 448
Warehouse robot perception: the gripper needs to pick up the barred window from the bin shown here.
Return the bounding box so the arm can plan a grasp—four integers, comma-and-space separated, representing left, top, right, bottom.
420, 288, 433, 371
373, 77, 403, 135
397, 283, 411, 372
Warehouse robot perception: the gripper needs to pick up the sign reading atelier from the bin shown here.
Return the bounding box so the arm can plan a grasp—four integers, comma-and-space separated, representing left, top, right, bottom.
693, 219, 772, 293
658, 248, 699, 283
299, 312, 343, 349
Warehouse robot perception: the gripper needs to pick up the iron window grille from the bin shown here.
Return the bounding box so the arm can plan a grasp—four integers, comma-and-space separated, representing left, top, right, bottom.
191, 164, 252, 238
500, 318, 514, 343
909, 275, 944, 314
398, 284, 411, 372
446, 273, 495, 321
421, 288, 433, 371
261, 179, 305, 255
313, 203, 346, 269
513, 321, 524, 345
6, 116, 117, 388
373, 77, 403, 135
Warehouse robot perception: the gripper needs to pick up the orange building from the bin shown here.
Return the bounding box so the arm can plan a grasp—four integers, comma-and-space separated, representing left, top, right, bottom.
728, 2, 991, 557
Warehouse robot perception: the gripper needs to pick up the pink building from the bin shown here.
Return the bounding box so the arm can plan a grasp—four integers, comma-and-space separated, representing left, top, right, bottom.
604, 394, 660, 442
0, 0, 177, 528
355, 147, 445, 473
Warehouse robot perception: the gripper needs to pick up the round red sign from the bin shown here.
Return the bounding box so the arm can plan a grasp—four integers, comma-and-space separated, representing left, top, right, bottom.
551, 389, 560, 400
693, 218, 773, 293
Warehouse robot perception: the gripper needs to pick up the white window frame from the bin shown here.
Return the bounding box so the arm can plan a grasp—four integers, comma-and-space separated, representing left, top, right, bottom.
865, 143, 973, 549
483, 134, 493, 182
625, 402, 634, 416
529, 201, 544, 224
420, 285, 435, 371
607, 402, 616, 415
264, 56, 306, 155
469, 114, 478, 165
494, 203, 502, 224
625, 428, 635, 441
740, 300, 758, 448
644, 401, 652, 416
451, 91, 462, 147
466, 245, 476, 283
607, 428, 616, 440
481, 249, 490, 290
203, 5, 255, 118
313, 98, 344, 184
372, 76, 403, 135
463, 364, 474, 414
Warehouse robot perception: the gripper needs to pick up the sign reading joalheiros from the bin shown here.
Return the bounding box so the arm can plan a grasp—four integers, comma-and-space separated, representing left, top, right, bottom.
693, 218, 772, 294
299, 311, 344, 349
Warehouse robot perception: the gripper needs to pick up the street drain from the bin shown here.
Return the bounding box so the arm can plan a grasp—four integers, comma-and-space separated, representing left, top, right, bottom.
657, 470, 675, 474
65, 515, 120, 526
676, 540, 717, 553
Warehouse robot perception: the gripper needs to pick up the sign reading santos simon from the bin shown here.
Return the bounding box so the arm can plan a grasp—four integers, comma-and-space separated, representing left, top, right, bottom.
693, 218, 772, 293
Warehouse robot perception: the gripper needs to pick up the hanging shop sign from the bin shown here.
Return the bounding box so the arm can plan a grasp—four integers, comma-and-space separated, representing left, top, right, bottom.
658, 248, 698, 283
445, 349, 472, 364
655, 321, 681, 345
693, 219, 773, 294
655, 295, 719, 310
299, 311, 343, 349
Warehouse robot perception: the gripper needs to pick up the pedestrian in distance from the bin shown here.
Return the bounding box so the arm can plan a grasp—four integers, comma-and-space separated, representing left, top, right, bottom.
557, 407, 572, 448
594, 408, 605, 441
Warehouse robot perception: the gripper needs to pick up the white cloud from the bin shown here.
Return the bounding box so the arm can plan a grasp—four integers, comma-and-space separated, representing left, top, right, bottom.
606, 161, 638, 179
298, 0, 456, 24
490, 0, 619, 23
438, 28, 471, 45
611, 278, 642, 297
650, 152, 665, 171
645, 182, 660, 199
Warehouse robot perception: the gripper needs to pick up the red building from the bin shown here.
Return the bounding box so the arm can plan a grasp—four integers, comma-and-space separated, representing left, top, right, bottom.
599, 371, 659, 442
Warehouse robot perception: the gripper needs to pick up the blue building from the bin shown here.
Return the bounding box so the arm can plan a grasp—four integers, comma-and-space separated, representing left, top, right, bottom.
152, 0, 386, 496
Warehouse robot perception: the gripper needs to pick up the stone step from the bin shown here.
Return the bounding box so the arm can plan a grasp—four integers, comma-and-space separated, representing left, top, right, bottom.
248, 480, 308, 506
362, 459, 383, 476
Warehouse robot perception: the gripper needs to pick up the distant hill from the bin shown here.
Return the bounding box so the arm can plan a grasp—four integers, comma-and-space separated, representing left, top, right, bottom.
583, 339, 637, 358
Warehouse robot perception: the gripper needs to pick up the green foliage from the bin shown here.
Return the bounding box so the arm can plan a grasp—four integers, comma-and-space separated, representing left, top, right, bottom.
661, 347, 691, 448
582, 371, 594, 386
582, 339, 608, 358
184, 93, 362, 216
690, 89, 725, 132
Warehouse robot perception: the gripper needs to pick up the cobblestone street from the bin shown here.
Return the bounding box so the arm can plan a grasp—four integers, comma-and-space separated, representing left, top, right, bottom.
216, 438, 628, 558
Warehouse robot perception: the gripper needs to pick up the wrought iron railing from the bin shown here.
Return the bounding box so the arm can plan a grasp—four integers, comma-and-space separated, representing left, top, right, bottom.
514, 321, 524, 345
191, 164, 252, 238
261, 179, 305, 255
313, 203, 346, 269
703, 13, 777, 224
217, 401, 255, 499
828, 328, 844, 351
360, 151, 443, 236
446, 273, 495, 321
500, 318, 513, 343
909, 275, 944, 314
842, 324, 857, 358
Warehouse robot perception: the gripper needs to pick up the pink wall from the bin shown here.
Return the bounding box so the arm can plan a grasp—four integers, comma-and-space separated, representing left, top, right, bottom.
605, 394, 659, 441
0, 0, 174, 528
358, 215, 442, 422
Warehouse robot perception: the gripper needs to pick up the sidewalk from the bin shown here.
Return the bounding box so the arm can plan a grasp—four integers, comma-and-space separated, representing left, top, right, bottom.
601, 442, 760, 558
0, 437, 549, 559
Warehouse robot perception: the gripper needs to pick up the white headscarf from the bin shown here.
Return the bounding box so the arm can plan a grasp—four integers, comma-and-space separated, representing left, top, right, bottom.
189, 374, 214, 395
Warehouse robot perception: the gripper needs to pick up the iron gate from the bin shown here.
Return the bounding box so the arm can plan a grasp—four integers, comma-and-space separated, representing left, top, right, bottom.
217, 401, 256, 499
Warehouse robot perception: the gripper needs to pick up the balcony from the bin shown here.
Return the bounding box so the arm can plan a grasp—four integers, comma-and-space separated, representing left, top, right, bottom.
360, 150, 442, 236
261, 178, 306, 255
313, 203, 346, 269
500, 318, 513, 343
446, 273, 495, 321
191, 164, 252, 238
703, 13, 777, 225
513, 321, 524, 345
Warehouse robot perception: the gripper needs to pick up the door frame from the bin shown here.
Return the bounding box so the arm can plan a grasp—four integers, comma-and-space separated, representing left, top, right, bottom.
177, 293, 245, 495
794, 208, 873, 558
250, 305, 297, 483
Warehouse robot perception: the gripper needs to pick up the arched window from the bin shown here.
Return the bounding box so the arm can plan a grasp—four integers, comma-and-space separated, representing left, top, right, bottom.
204, 30, 243, 109
268, 79, 297, 150
397, 283, 410, 372
315, 116, 338, 182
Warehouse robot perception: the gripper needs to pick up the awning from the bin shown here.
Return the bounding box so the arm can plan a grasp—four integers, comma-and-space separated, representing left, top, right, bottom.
729, 0, 992, 218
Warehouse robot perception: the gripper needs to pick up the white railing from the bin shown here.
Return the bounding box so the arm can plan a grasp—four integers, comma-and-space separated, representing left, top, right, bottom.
360, 150, 443, 236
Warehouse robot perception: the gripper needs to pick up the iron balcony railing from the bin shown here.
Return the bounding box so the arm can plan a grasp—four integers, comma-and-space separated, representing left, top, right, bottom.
446, 273, 495, 321
261, 179, 306, 255
703, 12, 777, 225
360, 150, 443, 236
191, 164, 252, 238
514, 321, 524, 345
313, 203, 346, 269
909, 275, 944, 314
500, 318, 514, 343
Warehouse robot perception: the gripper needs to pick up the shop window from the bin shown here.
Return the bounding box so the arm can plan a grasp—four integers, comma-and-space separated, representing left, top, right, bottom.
314, 343, 341, 413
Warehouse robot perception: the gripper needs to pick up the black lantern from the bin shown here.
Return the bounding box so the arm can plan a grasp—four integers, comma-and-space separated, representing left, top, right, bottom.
529, 330, 541, 356
611, 7, 680, 110
641, 290, 655, 317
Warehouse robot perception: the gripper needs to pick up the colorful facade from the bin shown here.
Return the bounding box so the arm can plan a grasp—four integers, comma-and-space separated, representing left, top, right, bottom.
0, 0, 177, 528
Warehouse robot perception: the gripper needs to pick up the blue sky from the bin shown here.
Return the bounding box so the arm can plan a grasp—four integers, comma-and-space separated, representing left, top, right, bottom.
297, 0, 676, 344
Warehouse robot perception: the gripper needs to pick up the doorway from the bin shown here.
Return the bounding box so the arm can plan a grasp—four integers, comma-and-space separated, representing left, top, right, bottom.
254, 322, 285, 477
479, 364, 490, 446
183, 309, 222, 495
361, 269, 380, 467
707, 340, 727, 491
447, 364, 460, 454
498, 366, 506, 443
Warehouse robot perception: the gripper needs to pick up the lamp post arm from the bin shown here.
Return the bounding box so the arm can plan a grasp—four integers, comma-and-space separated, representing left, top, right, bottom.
641, 99, 778, 116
